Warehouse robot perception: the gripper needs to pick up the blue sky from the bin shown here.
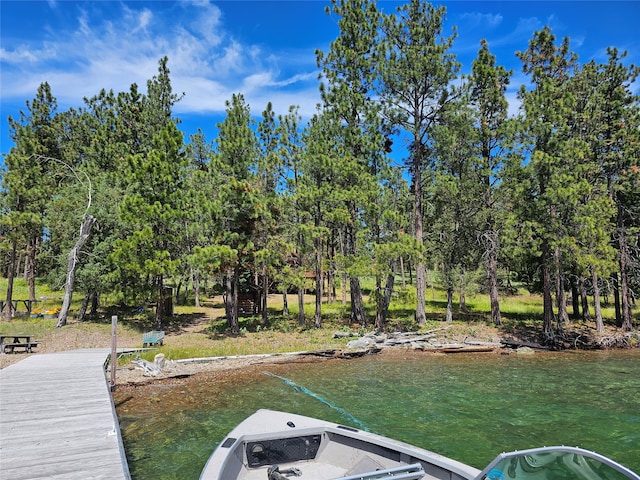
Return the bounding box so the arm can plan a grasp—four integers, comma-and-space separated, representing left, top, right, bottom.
1, 0, 639, 163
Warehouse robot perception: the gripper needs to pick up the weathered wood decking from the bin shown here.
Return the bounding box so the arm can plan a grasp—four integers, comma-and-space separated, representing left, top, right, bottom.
0, 349, 130, 479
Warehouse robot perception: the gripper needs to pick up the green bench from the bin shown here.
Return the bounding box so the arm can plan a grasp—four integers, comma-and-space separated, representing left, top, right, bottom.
142, 330, 165, 347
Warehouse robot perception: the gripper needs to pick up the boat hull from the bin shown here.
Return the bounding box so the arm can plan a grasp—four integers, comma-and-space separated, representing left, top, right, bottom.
199, 409, 480, 480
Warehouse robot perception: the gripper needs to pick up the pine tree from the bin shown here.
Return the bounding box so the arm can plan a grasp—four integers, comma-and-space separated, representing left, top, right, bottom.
593, 49, 640, 331
112, 122, 187, 327
515, 27, 578, 337
108, 58, 186, 327
378, 0, 460, 325
183, 129, 220, 308
429, 104, 483, 322
2, 83, 61, 320
276, 106, 304, 319
469, 39, 513, 326
316, 0, 387, 326
256, 102, 286, 324
215, 94, 260, 334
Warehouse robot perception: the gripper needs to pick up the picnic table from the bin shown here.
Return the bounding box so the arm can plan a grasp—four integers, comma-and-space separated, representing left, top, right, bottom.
0, 335, 39, 354
0, 299, 36, 317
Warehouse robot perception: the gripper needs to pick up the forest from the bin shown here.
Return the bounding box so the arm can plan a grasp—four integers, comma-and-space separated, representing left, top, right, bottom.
1, 0, 639, 342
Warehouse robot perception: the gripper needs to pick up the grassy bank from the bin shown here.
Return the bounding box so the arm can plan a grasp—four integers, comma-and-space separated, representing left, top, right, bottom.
1, 276, 636, 368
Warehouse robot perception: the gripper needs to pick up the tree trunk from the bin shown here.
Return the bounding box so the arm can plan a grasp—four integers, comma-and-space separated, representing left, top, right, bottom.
592, 269, 604, 333
328, 266, 336, 304
345, 211, 366, 325
297, 287, 305, 326
413, 160, 427, 326
314, 216, 323, 328
175, 277, 183, 307
228, 267, 240, 334
459, 289, 467, 313
224, 274, 231, 322
90, 292, 99, 315
445, 287, 453, 323
154, 274, 165, 329
262, 266, 268, 325
506, 266, 514, 294
554, 246, 569, 330
612, 273, 621, 327
193, 269, 201, 308
541, 240, 554, 335
282, 290, 288, 316
3, 240, 18, 321
314, 242, 323, 328
570, 275, 580, 319
408, 259, 413, 285
327, 237, 336, 304
22, 250, 27, 281
578, 275, 591, 322
77, 292, 90, 322
618, 230, 633, 331
415, 263, 427, 325
27, 237, 38, 303
487, 249, 502, 326
375, 275, 384, 332
295, 245, 304, 325
56, 215, 96, 328
378, 269, 396, 332
350, 276, 366, 326
341, 272, 348, 306
339, 232, 347, 306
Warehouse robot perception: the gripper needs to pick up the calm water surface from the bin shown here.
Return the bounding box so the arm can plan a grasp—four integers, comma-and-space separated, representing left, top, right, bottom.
115, 350, 640, 479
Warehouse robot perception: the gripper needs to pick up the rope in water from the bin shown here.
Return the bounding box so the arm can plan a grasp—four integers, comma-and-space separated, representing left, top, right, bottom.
263, 371, 369, 431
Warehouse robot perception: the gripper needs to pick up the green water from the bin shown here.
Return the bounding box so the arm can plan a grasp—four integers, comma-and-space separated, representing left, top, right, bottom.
115, 350, 640, 479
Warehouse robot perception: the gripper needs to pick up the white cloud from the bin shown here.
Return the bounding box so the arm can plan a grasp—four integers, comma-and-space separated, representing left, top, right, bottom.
0, 0, 322, 120
136, 9, 153, 32
243, 72, 275, 91
0, 46, 39, 64
273, 72, 318, 88
173, 76, 231, 113
186, 1, 223, 47
460, 12, 503, 29
77, 10, 91, 36
213, 40, 246, 76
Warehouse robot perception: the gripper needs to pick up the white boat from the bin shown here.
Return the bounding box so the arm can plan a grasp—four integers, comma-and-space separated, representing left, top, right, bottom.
199, 409, 640, 480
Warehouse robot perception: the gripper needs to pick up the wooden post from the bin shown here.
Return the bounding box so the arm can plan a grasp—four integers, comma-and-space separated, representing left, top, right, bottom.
110, 315, 117, 391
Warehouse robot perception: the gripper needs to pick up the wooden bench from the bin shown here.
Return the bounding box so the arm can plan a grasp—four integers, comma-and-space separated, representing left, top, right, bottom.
142, 330, 165, 347
1, 341, 39, 354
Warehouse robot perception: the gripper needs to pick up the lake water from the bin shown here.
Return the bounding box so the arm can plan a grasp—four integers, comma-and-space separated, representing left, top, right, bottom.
114, 349, 640, 479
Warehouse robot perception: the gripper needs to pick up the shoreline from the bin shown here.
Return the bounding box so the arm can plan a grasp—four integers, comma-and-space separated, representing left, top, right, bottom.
113, 348, 384, 387
111, 344, 528, 389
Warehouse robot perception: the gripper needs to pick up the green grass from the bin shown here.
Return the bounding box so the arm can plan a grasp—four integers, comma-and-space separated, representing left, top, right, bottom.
0, 318, 57, 337
0, 277, 64, 309
2, 274, 635, 365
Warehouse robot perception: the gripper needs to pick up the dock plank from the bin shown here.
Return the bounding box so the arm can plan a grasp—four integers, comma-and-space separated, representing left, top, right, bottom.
0, 349, 130, 480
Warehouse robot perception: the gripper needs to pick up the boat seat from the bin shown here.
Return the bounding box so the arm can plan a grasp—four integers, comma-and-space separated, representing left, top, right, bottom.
334, 463, 425, 480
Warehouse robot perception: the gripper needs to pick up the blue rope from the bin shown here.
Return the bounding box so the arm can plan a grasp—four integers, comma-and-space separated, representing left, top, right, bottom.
264, 371, 369, 431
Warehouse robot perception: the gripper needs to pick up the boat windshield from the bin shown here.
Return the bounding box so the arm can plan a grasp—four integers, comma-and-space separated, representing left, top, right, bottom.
476, 446, 639, 480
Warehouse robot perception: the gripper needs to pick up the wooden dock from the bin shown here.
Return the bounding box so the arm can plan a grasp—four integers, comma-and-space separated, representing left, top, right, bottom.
0, 349, 130, 479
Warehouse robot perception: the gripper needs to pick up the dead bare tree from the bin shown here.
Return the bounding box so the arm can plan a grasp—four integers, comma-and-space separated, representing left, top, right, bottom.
56, 214, 96, 327
29, 155, 94, 328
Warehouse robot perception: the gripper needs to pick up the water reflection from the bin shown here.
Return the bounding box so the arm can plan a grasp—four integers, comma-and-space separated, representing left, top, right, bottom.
114, 350, 640, 480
